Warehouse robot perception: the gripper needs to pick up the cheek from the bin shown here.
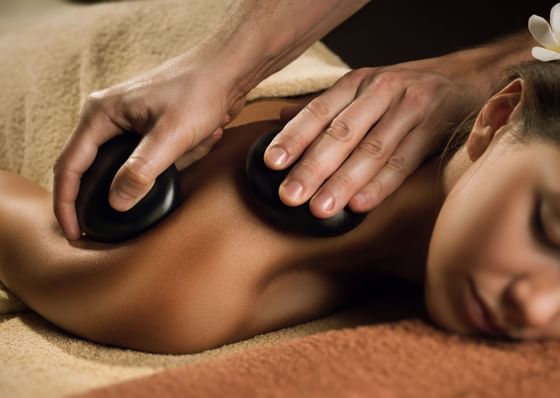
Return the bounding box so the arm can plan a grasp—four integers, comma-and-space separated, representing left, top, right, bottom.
424, 195, 488, 330
424, 140, 560, 335
425, 162, 531, 330
428, 141, 536, 276
427, 169, 502, 290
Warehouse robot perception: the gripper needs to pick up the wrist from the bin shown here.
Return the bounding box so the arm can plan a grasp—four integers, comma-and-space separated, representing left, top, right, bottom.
443, 32, 535, 97
182, 0, 367, 110
177, 21, 286, 112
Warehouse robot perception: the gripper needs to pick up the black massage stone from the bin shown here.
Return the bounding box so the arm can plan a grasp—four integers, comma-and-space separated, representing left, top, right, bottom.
77, 127, 367, 243
245, 127, 367, 237
76, 131, 181, 243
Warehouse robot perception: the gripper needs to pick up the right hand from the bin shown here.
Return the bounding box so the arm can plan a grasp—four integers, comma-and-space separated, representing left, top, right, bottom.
53, 52, 247, 241
263, 59, 486, 219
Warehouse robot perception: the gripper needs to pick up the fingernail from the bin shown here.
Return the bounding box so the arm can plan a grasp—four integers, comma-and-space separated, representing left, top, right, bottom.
281, 180, 303, 201
314, 193, 335, 212
266, 146, 287, 167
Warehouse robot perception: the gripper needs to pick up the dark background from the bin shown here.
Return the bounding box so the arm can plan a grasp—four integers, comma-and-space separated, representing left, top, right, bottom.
323, 1, 555, 67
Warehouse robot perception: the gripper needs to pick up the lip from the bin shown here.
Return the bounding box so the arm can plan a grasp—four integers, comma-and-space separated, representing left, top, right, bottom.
464, 280, 507, 337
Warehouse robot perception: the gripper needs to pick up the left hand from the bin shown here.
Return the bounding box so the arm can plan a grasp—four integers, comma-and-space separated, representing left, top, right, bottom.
263, 58, 484, 217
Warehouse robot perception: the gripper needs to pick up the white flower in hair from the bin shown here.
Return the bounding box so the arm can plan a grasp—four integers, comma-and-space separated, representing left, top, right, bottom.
529, 3, 560, 61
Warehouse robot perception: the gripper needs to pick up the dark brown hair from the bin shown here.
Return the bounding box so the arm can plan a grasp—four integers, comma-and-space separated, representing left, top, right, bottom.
441, 60, 560, 162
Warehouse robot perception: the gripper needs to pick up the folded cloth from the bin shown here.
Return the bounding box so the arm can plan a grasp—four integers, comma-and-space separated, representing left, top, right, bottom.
0, 0, 350, 191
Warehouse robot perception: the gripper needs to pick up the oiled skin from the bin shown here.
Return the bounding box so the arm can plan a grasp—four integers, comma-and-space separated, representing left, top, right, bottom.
0, 98, 442, 354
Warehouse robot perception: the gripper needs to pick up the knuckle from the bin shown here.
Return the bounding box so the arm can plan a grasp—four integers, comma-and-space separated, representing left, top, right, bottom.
85, 90, 108, 111
297, 157, 324, 178
304, 98, 330, 122
371, 71, 401, 93
385, 155, 407, 175
121, 155, 153, 187
86, 90, 106, 104
403, 85, 429, 106
368, 178, 384, 195
340, 69, 362, 90
119, 92, 152, 127
421, 72, 445, 87
325, 118, 352, 143
330, 172, 354, 191
83, 90, 114, 120
355, 138, 384, 159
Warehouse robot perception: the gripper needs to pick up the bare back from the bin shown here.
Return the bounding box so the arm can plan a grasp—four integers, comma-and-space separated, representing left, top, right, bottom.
0, 98, 439, 353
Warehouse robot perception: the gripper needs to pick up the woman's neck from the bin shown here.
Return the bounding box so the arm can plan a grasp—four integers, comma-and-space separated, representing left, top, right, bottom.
376, 157, 447, 284
317, 156, 448, 286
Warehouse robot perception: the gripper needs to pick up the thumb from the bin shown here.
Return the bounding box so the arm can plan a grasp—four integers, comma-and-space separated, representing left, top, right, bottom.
108, 150, 156, 212
108, 120, 203, 211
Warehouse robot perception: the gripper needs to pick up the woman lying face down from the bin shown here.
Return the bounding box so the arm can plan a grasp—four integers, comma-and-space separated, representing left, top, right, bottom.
427, 60, 560, 340
0, 61, 559, 354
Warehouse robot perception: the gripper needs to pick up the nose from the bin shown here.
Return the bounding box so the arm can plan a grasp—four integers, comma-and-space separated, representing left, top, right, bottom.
503, 273, 560, 332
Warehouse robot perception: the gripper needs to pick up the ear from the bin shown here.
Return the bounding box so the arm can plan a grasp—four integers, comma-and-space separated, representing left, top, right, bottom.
466, 78, 524, 161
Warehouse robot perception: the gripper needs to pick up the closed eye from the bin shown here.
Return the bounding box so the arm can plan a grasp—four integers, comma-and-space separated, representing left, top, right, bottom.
533, 194, 560, 251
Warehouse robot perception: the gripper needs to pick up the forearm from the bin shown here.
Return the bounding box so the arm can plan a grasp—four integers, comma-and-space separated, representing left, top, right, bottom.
422, 31, 535, 102
455, 30, 535, 93
188, 0, 369, 105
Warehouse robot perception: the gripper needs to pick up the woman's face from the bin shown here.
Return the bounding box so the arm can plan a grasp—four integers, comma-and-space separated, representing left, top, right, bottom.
426, 130, 560, 340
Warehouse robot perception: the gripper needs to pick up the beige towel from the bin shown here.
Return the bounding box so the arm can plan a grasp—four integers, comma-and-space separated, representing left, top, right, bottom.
1, 298, 386, 398
0, 0, 351, 397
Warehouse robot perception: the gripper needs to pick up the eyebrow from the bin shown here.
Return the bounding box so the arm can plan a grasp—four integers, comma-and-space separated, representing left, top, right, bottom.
539, 192, 560, 246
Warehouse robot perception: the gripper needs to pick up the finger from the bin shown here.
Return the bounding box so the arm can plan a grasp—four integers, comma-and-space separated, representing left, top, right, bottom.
175, 127, 224, 170
108, 115, 216, 211
306, 97, 420, 217
53, 165, 85, 240
263, 71, 362, 171
277, 86, 394, 208
53, 110, 121, 240
348, 124, 435, 212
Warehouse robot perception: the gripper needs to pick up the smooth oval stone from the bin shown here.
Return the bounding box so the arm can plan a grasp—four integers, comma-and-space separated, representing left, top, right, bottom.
245, 127, 367, 237
76, 131, 181, 243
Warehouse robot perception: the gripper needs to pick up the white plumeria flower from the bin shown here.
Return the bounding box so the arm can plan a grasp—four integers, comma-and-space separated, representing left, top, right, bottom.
529, 3, 560, 61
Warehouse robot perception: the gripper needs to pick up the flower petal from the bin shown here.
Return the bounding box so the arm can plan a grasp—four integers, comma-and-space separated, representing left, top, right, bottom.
529, 14, 560, 49
532, 46, 560, 61
551, 3, 560, 35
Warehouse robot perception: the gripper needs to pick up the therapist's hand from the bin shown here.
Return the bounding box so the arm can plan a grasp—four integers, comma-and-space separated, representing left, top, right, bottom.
53, 52, 246, 241
263, 57, 486, 218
